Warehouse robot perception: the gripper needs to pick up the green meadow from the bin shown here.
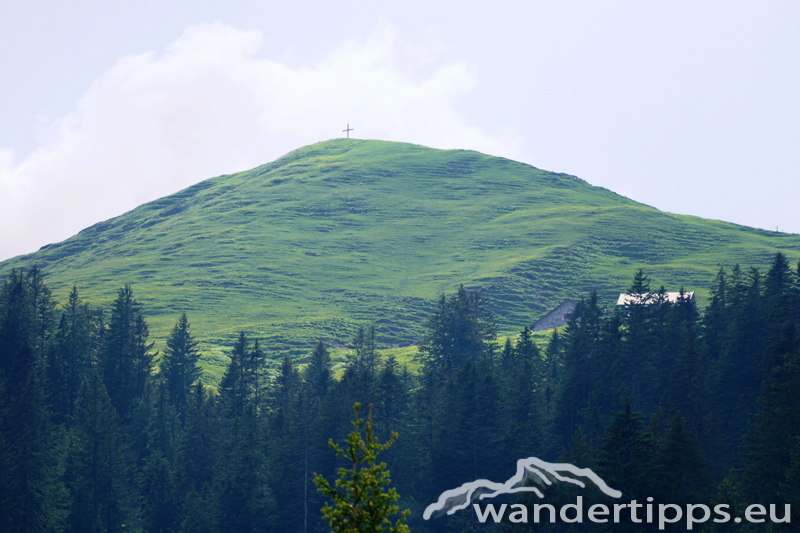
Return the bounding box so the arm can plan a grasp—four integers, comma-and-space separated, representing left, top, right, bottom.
3, 139, 799, 376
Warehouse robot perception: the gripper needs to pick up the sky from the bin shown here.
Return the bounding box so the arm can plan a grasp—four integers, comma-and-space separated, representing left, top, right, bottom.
1, 0, 798, 261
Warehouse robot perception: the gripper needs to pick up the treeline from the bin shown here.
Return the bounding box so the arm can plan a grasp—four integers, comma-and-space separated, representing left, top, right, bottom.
0, 253, 799, 532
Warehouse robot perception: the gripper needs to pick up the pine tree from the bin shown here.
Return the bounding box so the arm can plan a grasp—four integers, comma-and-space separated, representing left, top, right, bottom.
66, 373, 136, 533
703, 266, 728, 363
245, 338, 267, 414
271, 353, 300, 425
26, 265, 57, 359
48, 286, 96, 424
706, 471, 751, 533
555, 293, 602, 444
373, 355, 415, 492
763, 252, 799, 372
217, 331, 248, 418
99, 285, 155, 421
144, 379, 179, 461
140, 451, 179, 533
0, 341, 69, 533
174, 382, 214, 497
178, 490, 213, 533
622, 271, 658, 412
715, 265, 768, 467
744, 348, 800, 504
0, 268, 34, 373
161, 312, 202, 422
350, 325, 377, 377
419, 285, 497, 369
314, 403, 410, 533
306, 342, 332, 403
212, 409, 275, 533
597, 395, 657, 499
503, 326, 543, 459
374, 355, 406, 439
266, 352, 309, 530
654, 413, 713, 504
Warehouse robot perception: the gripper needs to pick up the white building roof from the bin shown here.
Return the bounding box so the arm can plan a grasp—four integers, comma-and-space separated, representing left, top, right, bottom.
616, 291, 695, 306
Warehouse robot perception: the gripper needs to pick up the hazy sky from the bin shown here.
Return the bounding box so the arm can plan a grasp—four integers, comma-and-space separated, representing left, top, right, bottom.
1, 1, 798, 261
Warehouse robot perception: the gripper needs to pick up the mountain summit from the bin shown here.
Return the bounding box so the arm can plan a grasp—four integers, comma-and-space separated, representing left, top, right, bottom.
2, 139, 798, 350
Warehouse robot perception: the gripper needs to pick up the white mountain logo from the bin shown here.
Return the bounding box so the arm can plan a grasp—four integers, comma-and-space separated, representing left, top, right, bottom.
423, 457, 622, 520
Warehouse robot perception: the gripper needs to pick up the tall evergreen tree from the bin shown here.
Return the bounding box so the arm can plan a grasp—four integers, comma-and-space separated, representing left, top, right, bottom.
212, 409, 275, 533
0, 268, 34, 373
654, 413, 713, 504
48, 286, 97, 424
217, 331, 248, 418
161, 312, 202, 422
175, 382, 214, 497
555, 293, 602, 444
714, 265, 768, 466
419, 285, 497, 369
597, 395, 657, 500
763, 252, 799, 371
99, 285, 155, 421
350, 325, 377, 377
26, 265, 58, 359
703, 266, 728, 363
503, 326, 543, 460
304, 340, 332, 402
140, 451, 179, 533
245, 339, 267, 414
0, 341, 68, 533
66, 373, 136, 533
744, 348, 800, 504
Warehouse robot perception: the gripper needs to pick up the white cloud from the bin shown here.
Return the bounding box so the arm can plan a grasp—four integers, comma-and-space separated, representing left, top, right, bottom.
0, 21, 521, 261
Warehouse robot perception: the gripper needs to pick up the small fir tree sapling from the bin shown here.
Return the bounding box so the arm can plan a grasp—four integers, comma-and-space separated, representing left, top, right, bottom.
314, 403, 410, 533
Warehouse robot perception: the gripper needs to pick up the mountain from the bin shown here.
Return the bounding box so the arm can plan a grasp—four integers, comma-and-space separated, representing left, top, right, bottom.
2, 139, 799, 356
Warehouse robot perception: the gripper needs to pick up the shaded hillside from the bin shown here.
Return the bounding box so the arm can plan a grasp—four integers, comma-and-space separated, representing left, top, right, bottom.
2, 139, 799, 353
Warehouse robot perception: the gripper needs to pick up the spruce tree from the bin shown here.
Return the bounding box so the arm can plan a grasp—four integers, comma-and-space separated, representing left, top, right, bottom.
140, 451, 179, 533
0, 268, 34, 373
99, 285, 155, 421
419, 285, 496, 369
0, 341, 68, 533
245, 338, 267, 413
706, 471, 750, 533
48, 286, 95, 424
212, 409, 275, 533
174, 382, 214, 497
503, 326, 543, 459
66, 373, 136, 533
654, 413, 713, 504
178, 490, 213, 533
26, 265, 57, 359
161, 312, 202, 422
350, 325, 377, 377
597, 395, 657, 499
217, 331, 248, 417
555, 293, 602, 444
305, 339, 332, 402
744, 348, 800, 504
314, 403, 410, 533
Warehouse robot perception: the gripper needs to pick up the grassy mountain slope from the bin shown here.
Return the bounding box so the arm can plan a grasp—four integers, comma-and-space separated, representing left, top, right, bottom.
3, 139, 799, 361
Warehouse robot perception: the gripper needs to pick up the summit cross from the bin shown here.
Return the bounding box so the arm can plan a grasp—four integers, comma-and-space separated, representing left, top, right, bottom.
343, 124, 354, 138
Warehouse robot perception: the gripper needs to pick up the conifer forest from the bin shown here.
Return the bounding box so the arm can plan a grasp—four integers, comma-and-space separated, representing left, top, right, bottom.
1, 252, 799, 532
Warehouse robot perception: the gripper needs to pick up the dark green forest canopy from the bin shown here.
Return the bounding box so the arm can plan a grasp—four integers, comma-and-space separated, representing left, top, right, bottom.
2, 139, 799, 354
1, 254, 799, 532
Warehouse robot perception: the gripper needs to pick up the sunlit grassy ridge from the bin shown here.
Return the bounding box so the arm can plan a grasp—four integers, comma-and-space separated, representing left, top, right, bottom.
3, 139, 799, 372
